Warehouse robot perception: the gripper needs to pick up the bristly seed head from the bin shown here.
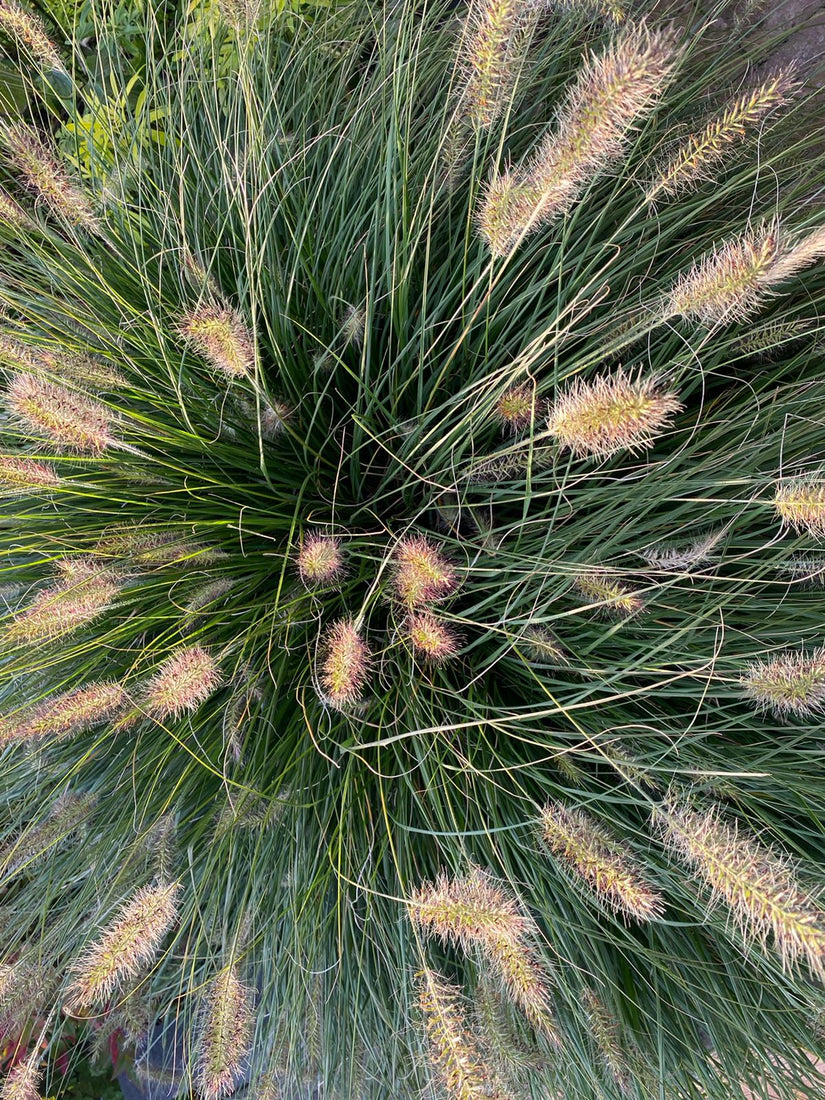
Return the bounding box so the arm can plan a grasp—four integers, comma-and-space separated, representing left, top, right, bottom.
407, 611, 460, 663
179, 305, 255, 379
2, 123, 96, 229
6, 574, 120, 644
0, 453, 60, 493
196, 965, 255, 1100
540, 802, 664, 921
774, 477, 825, 539
659, 800, 825, 981
547, 370, 681, 459
573, 569, 643, 618
582, 988, 631, 1094
296, 532, 345, 585
494, 382, 540, 434
392, 536, 457, 607
318, 619, 371, 709
11, 680, 128, 744
5, 373, 115, 453
144, 646, 222, 720
519, 625, 567, 664
741, 647, 825, 719
0, 0, 64, 72
0, 1054, 42, 1100
64, 882, 180, 1012
458, 0, 525, 132
416, 967, 506, 1100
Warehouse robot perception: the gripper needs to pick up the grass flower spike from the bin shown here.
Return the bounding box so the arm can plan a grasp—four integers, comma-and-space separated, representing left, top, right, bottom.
573, 569, 643, 617
0, 454, 59, 493
65, 882, 180, 1012
392, 536, 457, 607
661, 802, 825, 980
478, 24, 678, 253
0, 0, 63, 72
0, 1056, 42, 1100
8, 680, 127, 744
458, 0, 524, 131
196, 965, 255, 1100
296, 533, 344, 585
5, 574, 120, 643
547, 371, 681, 458
406, 611, 460, 662
144, 646, 221, 719
318, 619, 371, 708
1, 123, 95, 229
5, 374, 114, 453
416, 968, 504, 1100
179, 305, 255, 379
741, 647, 825, 718
541, 803, 664, 920
774, 477, 825, 538
647, 69, 797, 201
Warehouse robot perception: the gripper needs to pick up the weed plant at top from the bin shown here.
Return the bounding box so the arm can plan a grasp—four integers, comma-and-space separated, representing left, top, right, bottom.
0, 0, 825, 1096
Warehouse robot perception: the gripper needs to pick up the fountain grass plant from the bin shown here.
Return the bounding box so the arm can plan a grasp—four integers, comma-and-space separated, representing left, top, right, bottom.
1, 0, 825, 1096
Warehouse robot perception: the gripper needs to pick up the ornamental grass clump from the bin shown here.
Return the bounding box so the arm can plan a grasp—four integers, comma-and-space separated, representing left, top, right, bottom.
1, 0, 825, 1097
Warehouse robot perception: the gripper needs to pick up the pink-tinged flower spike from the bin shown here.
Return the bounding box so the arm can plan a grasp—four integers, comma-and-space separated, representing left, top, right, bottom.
5, 574, 120, 644
1, 124, 96, 229
407, 611, 460, 663
178, 304, 255, 379
416, 967, 506, 1100
494, 382, 541, 434
296, 533, 345, 586
774, 477, 825, 539
318, 619, 371, 709
64, 882, 180, 1012
477, 24, 678, 254
0, 1054, 42, 1100
5, 374, 114, 453
196, 965, 255, 1100
573, 569, 643, 618
741, 648, 825, 719
0, 454, 59, 494
547, 370, 682, 459
144, 646, 222, 720
392, 536, 457, 607
11, 681, 128, 744
659, 800, 825, 981
540, 802, 664, 921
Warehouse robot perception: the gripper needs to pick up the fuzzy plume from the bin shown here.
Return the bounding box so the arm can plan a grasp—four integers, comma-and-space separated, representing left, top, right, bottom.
407, 611, 460, 662
0, 792, 97, 877
660, 801, 825, 980
1, 123, 96, 229
179, 304, 255, 379
540, 802, 664, 920
94, 525, 225, 568
196, 965, 255, 1100
409, 867, 558, 1043
478, 24, 678, 253
5, 373, 114, 453
416, 967, 505, 1100
65, 882, 180, 1012
547, 371, 681, 458
665, 224, 783, 326
519, 625, 567, 664
494, 382, 541, 434
582, 988, 631, 1094
774, 477, 825, 538
457, 0, 526, 131
573, 569, 644, 617
741, 647, 825, 719
8, 680, 127, 744
296, 533, 345, 585
0, 188, 32, 229
646, 69, 797, 201
639, 530, 723, 572
318, 619, 371, 708
0, 0, 63, 71
5, 574, 120, 643
392, 536, 457, 607
0, 1056, 42, 1100
144, 646, 222, 720
0, 454, 59, 493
